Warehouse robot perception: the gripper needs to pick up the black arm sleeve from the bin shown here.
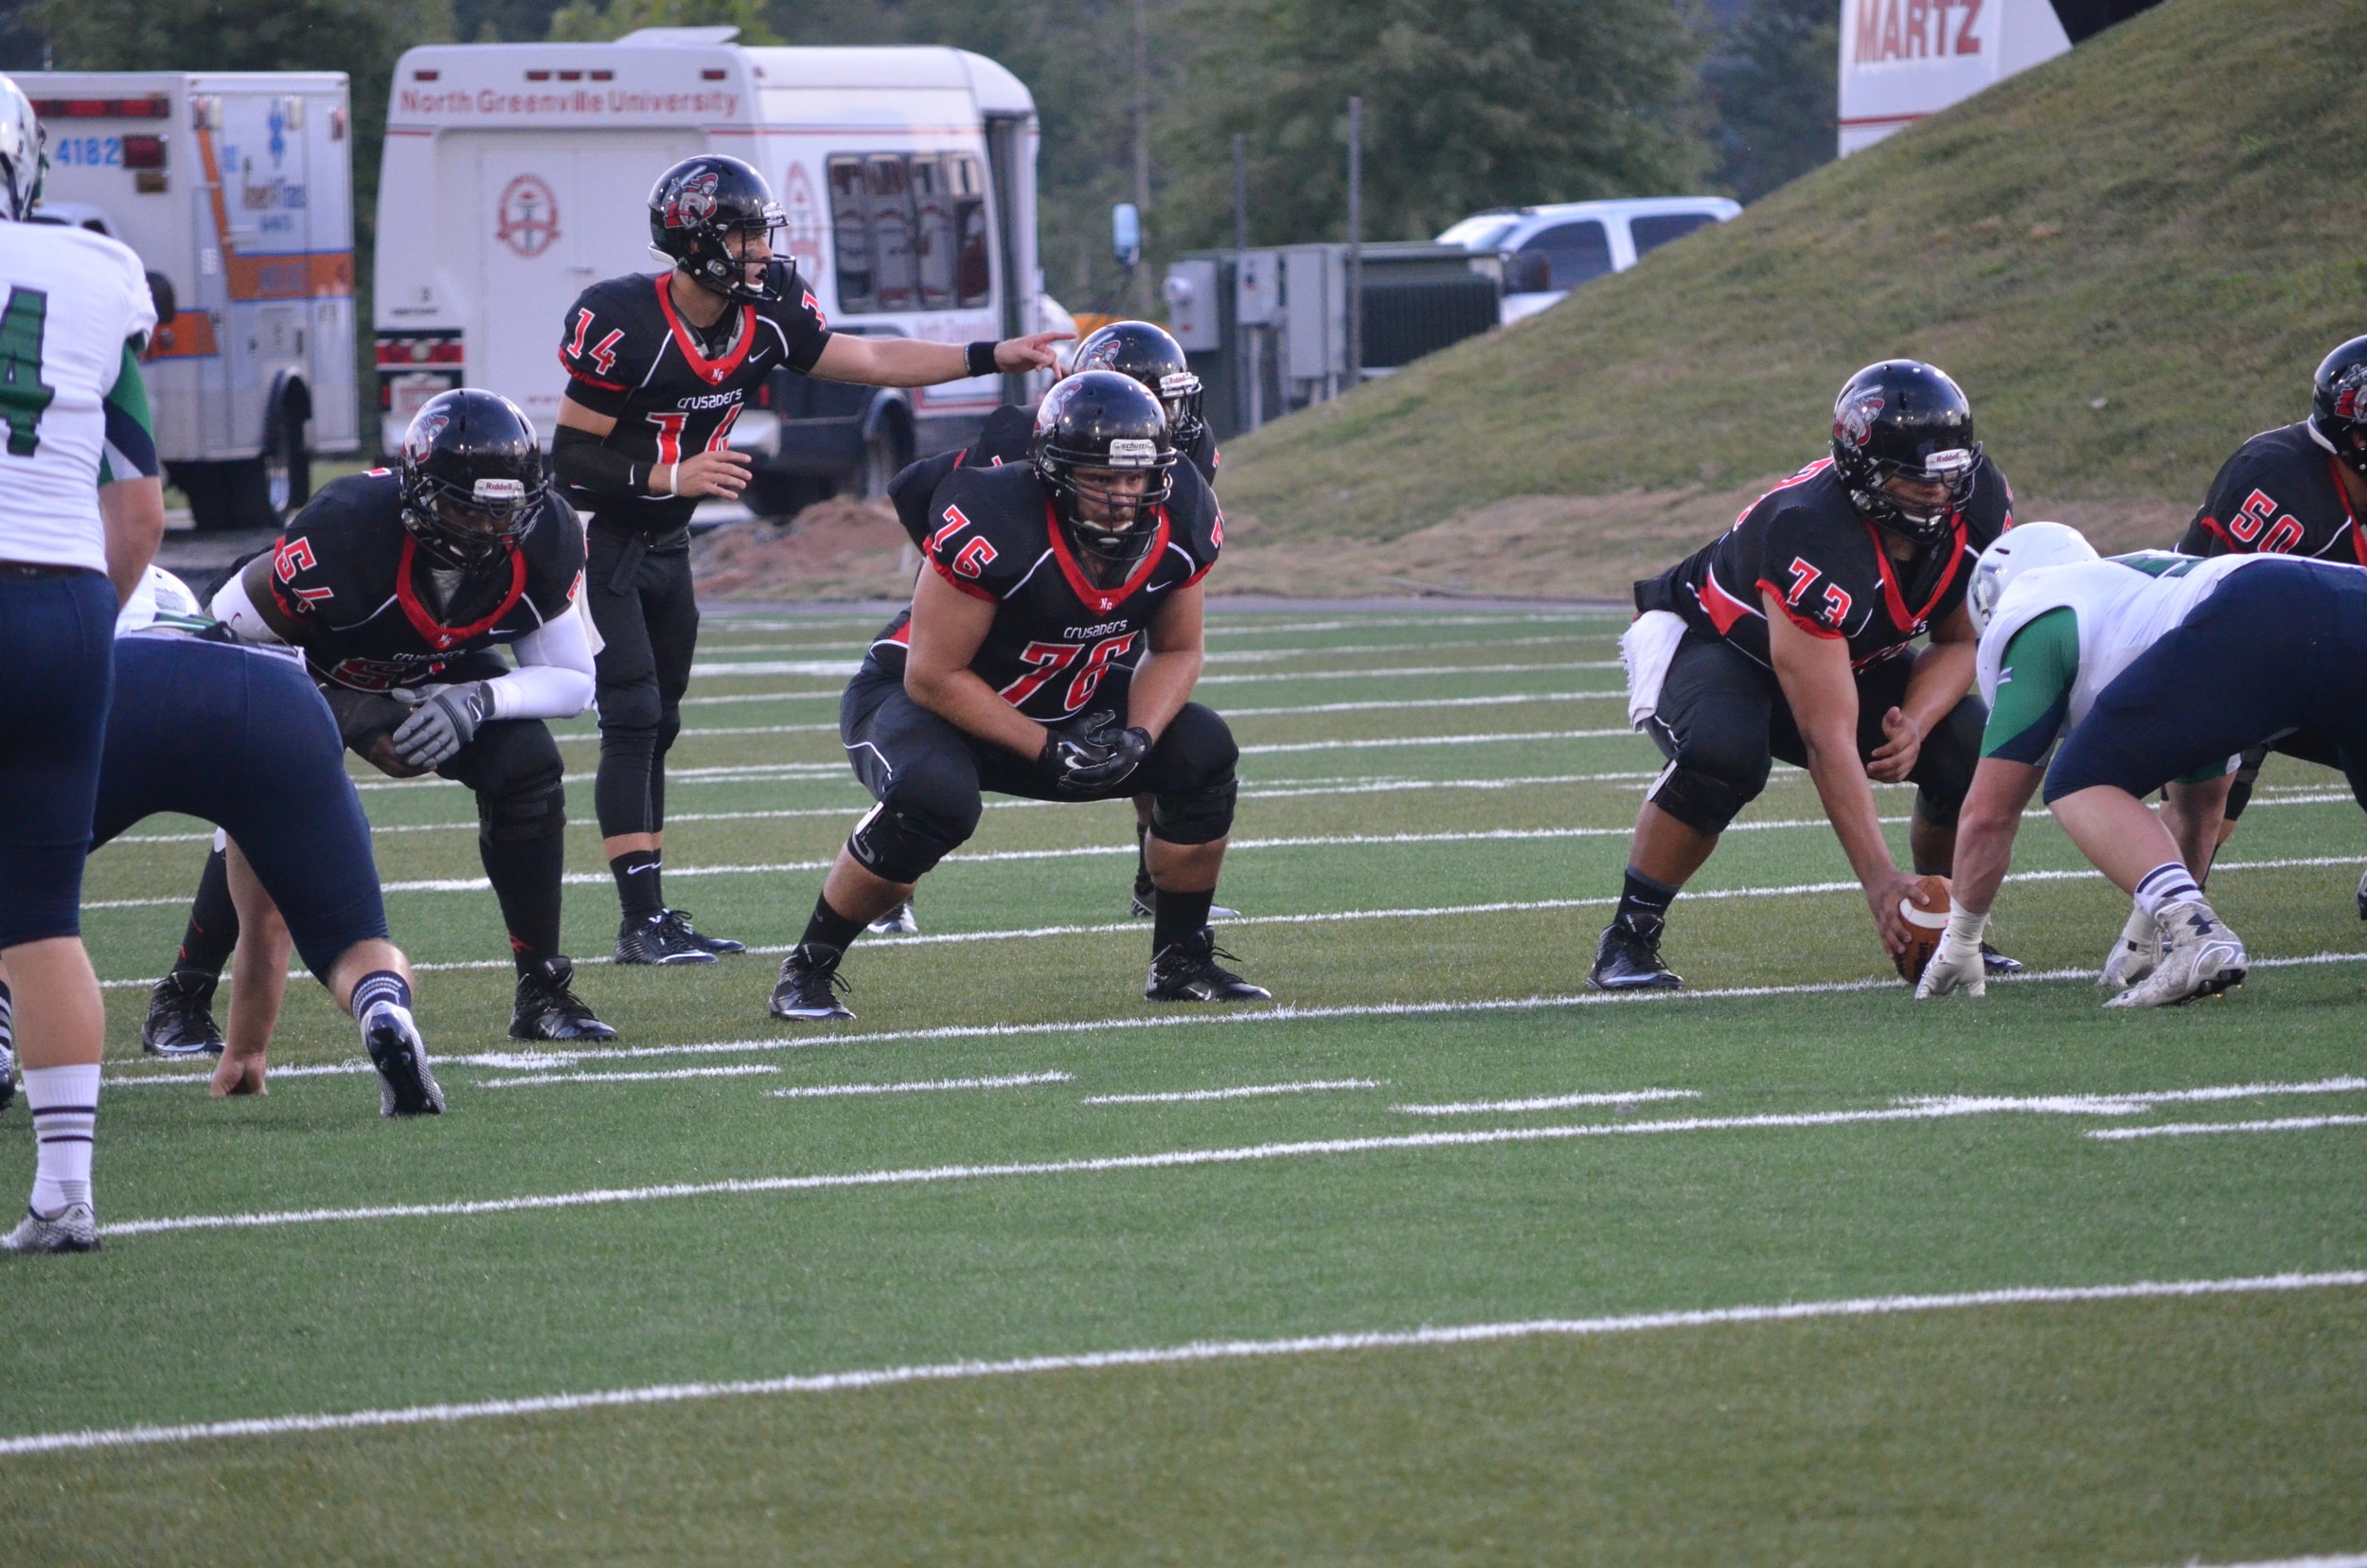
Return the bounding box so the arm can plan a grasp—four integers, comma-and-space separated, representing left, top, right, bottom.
551, 423, 646, 507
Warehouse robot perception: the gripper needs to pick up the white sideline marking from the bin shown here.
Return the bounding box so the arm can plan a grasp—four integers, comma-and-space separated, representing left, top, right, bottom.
1903, 1077, 2367, 1115
93, 1074, 2344, 1236
1240, 727, 1638, 755
478, 1064, 782, 1089
2165, 1556, 2367, 1567
2089, 1115, 2367, 1142
1080, 1079, 1380, 1105
4, 1271, 2358, 1456
1201, 633, 1597, 665
767, 1070, 1073, 1099
1396, 1089, 1701, 1115
685, 659, 863, 678
104, 1061, 378, 1086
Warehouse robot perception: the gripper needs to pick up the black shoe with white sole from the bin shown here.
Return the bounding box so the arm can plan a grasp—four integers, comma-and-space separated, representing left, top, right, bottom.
1979, 942, 2024, 975
661, 908, 744, 954
508, 956, 617, 1042
142, 971, 225, 1057
868, 900, 919, 935
1587, 918, 1683, 991
1146, 928, 1271, 1002
771, 943, 855, 1020
614, 912, 719, 966
365, 1007, 445, 1116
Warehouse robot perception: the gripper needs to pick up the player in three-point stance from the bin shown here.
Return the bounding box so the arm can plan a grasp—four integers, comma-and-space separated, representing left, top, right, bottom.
0, 75, 167, 1251
1916, 523, 2367, 1006
873, 318, 1228, 935
1594, 360, 2019, 990
550, 154, 1066, 966
209, 389, 615, 1042
768, 371, 1267, 1022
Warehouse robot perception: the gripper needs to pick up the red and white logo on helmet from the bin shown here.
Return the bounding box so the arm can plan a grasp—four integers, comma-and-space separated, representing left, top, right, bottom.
664, 169, 722, 229
2333, 364, 2367, 421
1836, 391, 1884, 449
404, 411, 449, 464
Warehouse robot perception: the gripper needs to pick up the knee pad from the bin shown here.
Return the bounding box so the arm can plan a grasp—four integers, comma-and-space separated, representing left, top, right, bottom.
1913, 784, 1963, 831
1150, 775, 1237, 846
596, 681, 664, 740
481, 777, 566, 845
845, 802, 969, 882
655, 707, 683, 758
1646, 759, 1760, 836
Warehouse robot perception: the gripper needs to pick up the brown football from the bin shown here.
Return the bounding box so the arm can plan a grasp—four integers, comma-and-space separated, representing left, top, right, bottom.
1894, 874, 1953, 983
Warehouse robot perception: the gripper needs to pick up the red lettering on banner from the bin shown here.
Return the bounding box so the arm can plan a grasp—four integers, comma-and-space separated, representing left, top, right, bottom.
1956, 0, 1984, 53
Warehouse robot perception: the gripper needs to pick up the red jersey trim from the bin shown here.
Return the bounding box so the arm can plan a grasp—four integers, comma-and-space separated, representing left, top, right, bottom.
394, 535, 529, 651
1864, 514, 1968, 633
929, 555, 998, 603
1695, 569, 1761, 635
1043, 500, 1171, 615
1753, 578, 1844, 639
557, 350, 627, 394
652, 275, 756, 387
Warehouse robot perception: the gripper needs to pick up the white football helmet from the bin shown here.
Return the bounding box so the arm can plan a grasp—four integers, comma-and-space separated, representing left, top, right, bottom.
0, 75, 42, 223
1967, 521, 2097, 633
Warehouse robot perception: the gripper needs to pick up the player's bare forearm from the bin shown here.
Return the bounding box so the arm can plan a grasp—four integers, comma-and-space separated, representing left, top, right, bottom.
1950, 757, 2040, 916
1127, 582, 1206, 740
1769, 599, 1895, 887
1899, 637, 1976, 735
908, 663, 1048, 758
906, 565, 1048, 758
811, 330, 1068, 388
98, 475, 167, 607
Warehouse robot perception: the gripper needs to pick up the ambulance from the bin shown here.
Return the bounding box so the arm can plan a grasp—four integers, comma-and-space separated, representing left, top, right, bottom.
373, 29, 1043, 515
15, 71, 361, 530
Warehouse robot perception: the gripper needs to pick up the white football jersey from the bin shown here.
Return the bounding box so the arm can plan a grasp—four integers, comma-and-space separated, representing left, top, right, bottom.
1975, 551, 2276, 731
0, 223, 157, 572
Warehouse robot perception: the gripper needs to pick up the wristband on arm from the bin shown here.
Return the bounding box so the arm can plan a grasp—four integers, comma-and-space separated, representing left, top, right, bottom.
965, 341, 999, 379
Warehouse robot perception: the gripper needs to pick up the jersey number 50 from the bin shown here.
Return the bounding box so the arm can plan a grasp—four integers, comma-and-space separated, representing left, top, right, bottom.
1000, 632, 1141, 715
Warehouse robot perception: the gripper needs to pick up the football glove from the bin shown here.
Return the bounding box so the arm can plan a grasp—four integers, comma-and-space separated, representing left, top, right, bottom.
392, 681, 491, 770
1039, 710, 1152, 794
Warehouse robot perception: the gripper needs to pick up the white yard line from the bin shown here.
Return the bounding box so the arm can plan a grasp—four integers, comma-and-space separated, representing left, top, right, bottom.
2164, 1555, 2367, 1567
1201, 661, 1622, 686
478, 1065, 782, 1089
767, 1070, 1073, 1099
4, 1269, 2358, 1455
1396, 1089, 1701, 1115
1079, 1079, 1380, 1106
2088, 1115, 2367, 1141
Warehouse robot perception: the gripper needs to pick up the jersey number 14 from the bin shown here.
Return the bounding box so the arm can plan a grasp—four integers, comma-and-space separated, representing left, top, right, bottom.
0, 287, 56, 458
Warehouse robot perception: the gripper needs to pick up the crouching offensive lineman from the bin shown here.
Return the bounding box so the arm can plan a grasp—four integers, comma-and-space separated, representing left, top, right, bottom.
769, 371, 1267, 1021
209, 390, 616, 1042
1594, 360, 2020, 988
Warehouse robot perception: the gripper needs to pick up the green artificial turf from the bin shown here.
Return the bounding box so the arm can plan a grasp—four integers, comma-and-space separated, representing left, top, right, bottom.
3, 606, 2364, 1562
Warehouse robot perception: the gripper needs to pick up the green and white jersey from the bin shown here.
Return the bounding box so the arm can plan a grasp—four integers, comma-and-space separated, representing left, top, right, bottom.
0, 222, 158, 573
1975, 550, 2274, 764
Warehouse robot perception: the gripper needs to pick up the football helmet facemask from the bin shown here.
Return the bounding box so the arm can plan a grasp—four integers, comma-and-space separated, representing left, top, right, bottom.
649, 154, 787, 305
1831, 359, 1983, 543
2308, 334, 2367, 480
1073, 320, 1206, 453
398, 390, 549, 571
1033, 371, 1176, 583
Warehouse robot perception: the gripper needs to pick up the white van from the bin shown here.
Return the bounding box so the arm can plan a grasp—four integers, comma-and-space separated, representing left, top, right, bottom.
1435, 196, 1741, 325
374, 29, 1042, 514
15, 72, 361, 529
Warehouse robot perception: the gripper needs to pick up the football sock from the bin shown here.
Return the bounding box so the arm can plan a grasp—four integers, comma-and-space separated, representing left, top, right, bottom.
1152, 887, 1216, 953
350, 971, 414, 1029
2133, 862, 2204, 919
1614, 866, 1682, 935
611, 849, 665, 923
1132, 823, 1154, 897
0, 977, 11, 1054
23, 1061, 99, 1216
800, 895, 867, 954
174, 845, 240, 979
481, 812, 567, 978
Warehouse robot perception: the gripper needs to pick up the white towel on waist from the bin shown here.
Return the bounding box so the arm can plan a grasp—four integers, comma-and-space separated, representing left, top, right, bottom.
1620, 610, 1686, 730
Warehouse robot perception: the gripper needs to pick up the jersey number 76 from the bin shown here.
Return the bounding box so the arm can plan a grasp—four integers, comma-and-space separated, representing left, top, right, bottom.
1000, 632, 1140, 715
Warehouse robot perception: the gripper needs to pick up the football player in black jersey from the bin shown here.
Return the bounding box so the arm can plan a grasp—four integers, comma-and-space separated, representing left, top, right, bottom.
769, 372, 1266, 1021
549, 154, 1066, 967
874, 319, 1223, 935
210, 390, 617, 1042
1593, 360, 2018, 990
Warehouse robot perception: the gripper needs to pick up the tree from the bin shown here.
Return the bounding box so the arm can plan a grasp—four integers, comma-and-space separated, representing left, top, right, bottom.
1158, 0, 1709, 254
1700, 0, 1837, 203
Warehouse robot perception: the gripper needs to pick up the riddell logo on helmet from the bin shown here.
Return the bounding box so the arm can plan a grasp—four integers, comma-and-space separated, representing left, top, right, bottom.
664, 169, 721, 228
1836, 393, 1883, 448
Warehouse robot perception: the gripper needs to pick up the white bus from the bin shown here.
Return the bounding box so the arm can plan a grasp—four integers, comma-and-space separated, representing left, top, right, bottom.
374, 28, 1043, 515
16, 71, 361, 530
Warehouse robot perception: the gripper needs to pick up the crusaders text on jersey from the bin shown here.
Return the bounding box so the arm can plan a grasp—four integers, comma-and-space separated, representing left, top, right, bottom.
557, 258, 830, 534
1640, 454, 2013, 670
263, 472, 584, 691
2178, 422, 2364, 561
861, 461, 1223, 724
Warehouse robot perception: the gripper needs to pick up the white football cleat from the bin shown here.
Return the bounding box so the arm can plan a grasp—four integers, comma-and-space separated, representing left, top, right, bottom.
365, 1003, 445, 1116
2, 1201, 98, 1254
2099, 901, 2163, 989
2105, 900, 2247, 1008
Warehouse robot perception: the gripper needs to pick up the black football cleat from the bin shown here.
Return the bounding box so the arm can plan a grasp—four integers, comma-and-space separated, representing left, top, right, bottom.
614, 912, 719, 966
1146, 928, 1271, 1002
142, 971, 226, 1058
365, 1006, 445, 1117
660, 908, 744, 954
1979, 942, 2024, 975
868, 900, 919, 935
771, 943, 855, 1021
508, 956, 618, 1042
1588, 919, 1683, 991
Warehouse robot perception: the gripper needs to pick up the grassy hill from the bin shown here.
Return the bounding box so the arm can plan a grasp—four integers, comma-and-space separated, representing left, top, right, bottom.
1214, 0, 2359, 594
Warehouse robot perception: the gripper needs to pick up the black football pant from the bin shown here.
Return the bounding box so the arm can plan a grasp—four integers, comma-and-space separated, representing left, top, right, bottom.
836, 668, 1238, 884
586, 519, 699, 845
1643, 631, 1984, 843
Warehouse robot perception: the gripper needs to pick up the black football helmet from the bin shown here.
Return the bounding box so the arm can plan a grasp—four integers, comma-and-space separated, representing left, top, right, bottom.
1073, 320, 1206, 452
1032, 371, 1176, 582
649, 154, 786, 304
1829, 359, 1983, 543
2309, 335, 2367, 479
398, 390, 548, 571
